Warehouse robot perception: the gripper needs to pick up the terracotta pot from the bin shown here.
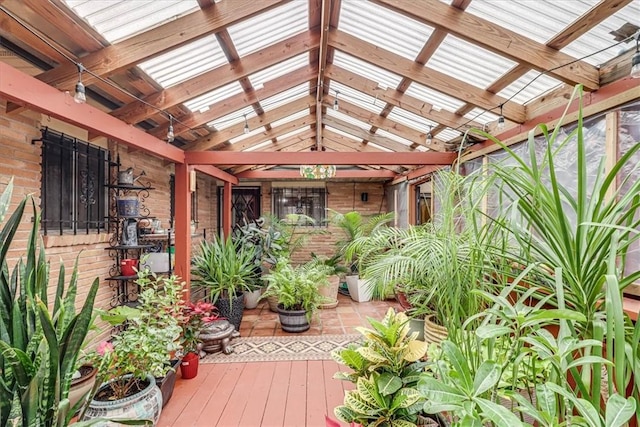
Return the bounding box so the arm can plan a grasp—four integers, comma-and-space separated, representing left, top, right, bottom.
318, 275, 340, 309
180, 352, 199, 379
69, 364, 98, 412
423, 314, 448, 346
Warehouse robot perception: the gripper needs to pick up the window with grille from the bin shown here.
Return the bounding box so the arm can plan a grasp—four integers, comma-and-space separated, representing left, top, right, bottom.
272, 187, 327, 226
39, 128, 108, 235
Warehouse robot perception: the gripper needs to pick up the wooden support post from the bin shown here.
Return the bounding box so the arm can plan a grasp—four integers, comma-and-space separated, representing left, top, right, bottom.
223, 181, 233, 238
174, 163, 192, 300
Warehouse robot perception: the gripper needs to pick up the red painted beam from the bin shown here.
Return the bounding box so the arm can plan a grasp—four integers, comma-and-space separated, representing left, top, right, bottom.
0, 62, 184, 164
185, 151, 456, 165
236, 169, 397, 179
406, 165, 448, 180
193, 165, 239, 184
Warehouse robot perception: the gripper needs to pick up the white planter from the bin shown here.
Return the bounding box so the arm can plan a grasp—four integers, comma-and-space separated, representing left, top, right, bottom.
346, 275, 372, 302
244, 289, 262, 309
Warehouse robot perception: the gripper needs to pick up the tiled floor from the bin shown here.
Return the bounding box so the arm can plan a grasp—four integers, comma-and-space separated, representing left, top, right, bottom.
159, 295, 401, 427
239, 294, 401, 337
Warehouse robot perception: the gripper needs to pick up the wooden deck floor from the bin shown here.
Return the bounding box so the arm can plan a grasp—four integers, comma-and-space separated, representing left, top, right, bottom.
158, 360, 354, 427
158, 295, 399, 426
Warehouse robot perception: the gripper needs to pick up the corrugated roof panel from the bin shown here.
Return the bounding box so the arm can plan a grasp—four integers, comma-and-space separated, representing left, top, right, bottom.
339, 0, 433, 61
261, 84, 310, 112
183, 81, 244, 112
404, 82, 466, 112
248, 54, 308, 88
62, 0, 199, 43
229, 126, 267, 144
245, 140, 273, 152
138, 35, 228, 88
464, 108, 500, 126
387, 109, 437, 134
376, 129, 414, 147
437, 128, 463, 142
326, 109, 373, 131
497, 70, 562, 105
464, 1, 591, 45
367, 142, 393, 152
333, 51, 403, 89
228, 1, 308, 57
328, 81, 385, 115
207, 105, 256, 131
271, 109, 311, 127
427, 35, 516, 89
562, 1, 640, 66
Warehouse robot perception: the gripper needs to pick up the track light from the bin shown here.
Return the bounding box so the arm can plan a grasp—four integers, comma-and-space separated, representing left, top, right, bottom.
333, 91, 339, 111
426, 125, 433, 145
243, 114, 250, 134
167, 115, 175, 143
631, 33, 640, 79
497, 104, 505, 131
73, 63, 86, 104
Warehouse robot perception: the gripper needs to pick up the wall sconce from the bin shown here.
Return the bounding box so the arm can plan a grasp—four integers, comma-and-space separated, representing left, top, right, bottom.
189, 170, 197, 192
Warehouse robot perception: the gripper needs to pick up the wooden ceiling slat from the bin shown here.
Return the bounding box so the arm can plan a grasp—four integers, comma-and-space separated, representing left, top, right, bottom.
546, 0, 634, 50
372, 0, 599, 90
326, 64, 482, 130
185, 95, 316, 151
34, 0, 289, 90
323, 116, 415, 153
328, 29, 526, 123
110, 30, 320, 125
221, 114, 317, 152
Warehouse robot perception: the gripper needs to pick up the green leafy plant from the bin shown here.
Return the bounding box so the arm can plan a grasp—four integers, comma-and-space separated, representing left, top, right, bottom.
191, 235, 258, 308
333, 309, 429, 426
261, 260, 330, 319
0, 179, 108, 426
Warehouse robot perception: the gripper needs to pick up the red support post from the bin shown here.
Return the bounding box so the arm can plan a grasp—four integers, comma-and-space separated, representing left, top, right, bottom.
174, 163, 192, 300
223, 181, 232, 238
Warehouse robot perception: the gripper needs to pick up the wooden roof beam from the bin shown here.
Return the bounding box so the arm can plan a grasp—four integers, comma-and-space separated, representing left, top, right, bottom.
221, 114, 317, 152
35, 0, 289, 89
323, 116, 415, 153
236, 169, 397, 179
185, 95, 316, 151
185, 150, 456, 165
111, 30, 319, 124
372, 0, 599, 90
328, 29, 526, 123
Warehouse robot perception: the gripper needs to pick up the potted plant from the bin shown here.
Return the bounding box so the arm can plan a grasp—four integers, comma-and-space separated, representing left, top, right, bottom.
330, 210, 394, 302
191, 235, 258, 331
178, 300, 219, 379
332, 308, 430, 426
261, 260, 330, 332
309, 253, 349, 309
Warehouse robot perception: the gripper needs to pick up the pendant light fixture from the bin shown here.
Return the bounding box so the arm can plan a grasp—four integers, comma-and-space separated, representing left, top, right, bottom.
497, 104, 505, 131
167, 115, 175, 143
243, 114, 250, 134
426, 125, 433, 145
333, 91, 339, 111
73, 63, 86, 104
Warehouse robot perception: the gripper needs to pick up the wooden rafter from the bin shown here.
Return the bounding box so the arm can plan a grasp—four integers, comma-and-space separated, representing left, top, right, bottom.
328, 29, 526, 123
236, 169, 397, 179
372, 0, 599, 90
220, 114, 317, 152
323, 116, 416, 152
314, 0, 332, 150
111, 30, 320, 124
34, 0, 289, 89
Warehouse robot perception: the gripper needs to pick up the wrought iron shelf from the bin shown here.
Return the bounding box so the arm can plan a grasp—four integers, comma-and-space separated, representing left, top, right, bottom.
107, 184, 155, 191
105, 244, 155, 250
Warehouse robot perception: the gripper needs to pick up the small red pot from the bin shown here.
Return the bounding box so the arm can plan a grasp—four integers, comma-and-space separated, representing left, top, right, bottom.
120, 259, 138, 276
180, 352, 199, 379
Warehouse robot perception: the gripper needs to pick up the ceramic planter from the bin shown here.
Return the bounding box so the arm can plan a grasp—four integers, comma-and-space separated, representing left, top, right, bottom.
277, 305, 310, 333
346, 275, 372, 302
244, 288, 262, 309
214, 292, 244, 332
82, 374, 163, 425
423, 314, 448, 346
408, 317, 425, 341
156, 359, 180, 407
318, 275, 340, 309
68, 364, 98, 412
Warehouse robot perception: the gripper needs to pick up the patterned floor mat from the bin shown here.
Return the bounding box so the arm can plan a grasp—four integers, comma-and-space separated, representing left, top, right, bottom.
200, 334, 362, 364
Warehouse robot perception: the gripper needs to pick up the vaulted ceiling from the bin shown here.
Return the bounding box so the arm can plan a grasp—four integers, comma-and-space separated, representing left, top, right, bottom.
0, 0, 638, 176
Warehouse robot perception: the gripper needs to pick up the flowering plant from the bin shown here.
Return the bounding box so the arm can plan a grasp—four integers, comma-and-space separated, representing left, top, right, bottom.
179, 300, 219, 353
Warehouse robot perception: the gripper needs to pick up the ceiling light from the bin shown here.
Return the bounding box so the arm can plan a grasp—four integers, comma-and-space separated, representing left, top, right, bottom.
300, 165, 337, 179
167, 115, 175, 143
426, 125, 433, 145
243, 114, 250, 134
333, 91, 339, 111
73, 63, 86, 104
497, 104, 505, 131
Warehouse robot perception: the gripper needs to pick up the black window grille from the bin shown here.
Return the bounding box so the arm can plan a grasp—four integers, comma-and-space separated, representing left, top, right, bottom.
272, 187, 327, 226
38, 128, 108, 235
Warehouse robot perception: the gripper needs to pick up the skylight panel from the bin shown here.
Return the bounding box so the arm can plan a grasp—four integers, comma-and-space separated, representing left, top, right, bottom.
245, 141, 273, 152
229, 126, 266, 144
376, 129, 414, 147
368, 142, 393, 152
228, 1, 308, 57
427, 35, 516, 89
207, 106, 256, 131
333, 51, 403, 89
339, 0, 433, 61
326, 109, 373, 131
328, 81, 385, 115
138, 35, 227, 88
497, 70, 562, 105
464, 108, 500, 126
437, 128, 463, 142
261, 84, 310, 112
62, 0, 199, 43
248, 54, 308, 88
405, 82, 466, 112
276, 127, 310, 141
387, 109, 437, 134
271, 109, 311, 128
183, 81, 244, 112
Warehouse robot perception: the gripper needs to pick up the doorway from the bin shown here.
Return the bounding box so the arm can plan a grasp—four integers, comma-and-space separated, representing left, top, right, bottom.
217, 186, 261, 234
